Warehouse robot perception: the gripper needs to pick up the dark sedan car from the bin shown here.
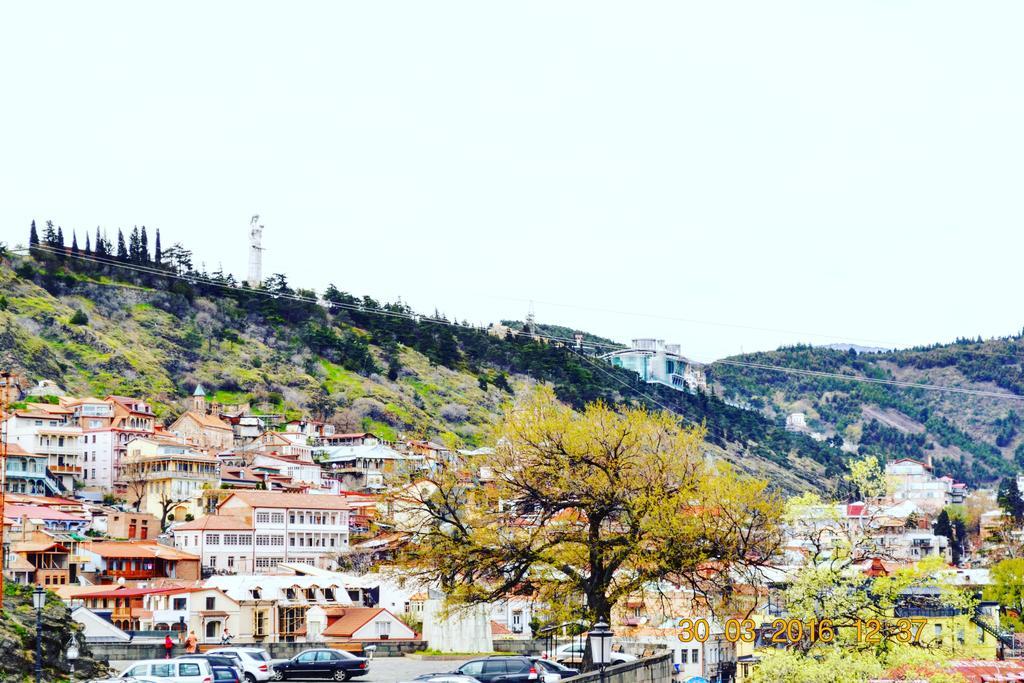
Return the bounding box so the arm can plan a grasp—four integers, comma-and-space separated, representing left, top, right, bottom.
270, 649, 368, 681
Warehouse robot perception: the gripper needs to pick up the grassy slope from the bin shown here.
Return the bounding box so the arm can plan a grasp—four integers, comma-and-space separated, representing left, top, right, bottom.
0, 261, 515, 444
0, 254, 852, 493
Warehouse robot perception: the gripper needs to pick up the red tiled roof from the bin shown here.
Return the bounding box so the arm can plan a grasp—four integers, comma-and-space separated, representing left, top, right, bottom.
490, 620, 512, 635
322, 608, 384, 637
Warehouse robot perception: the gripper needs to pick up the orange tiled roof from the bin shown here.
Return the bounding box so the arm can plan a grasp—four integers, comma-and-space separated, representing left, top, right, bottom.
177, 411, 232, 431
83, 541, 200, 561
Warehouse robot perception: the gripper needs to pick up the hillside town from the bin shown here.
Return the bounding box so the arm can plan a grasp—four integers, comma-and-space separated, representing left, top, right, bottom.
6, 381, 1024, 683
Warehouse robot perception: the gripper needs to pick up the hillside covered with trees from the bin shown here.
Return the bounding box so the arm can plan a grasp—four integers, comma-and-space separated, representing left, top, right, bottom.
712, 339, 1024, 486
0, 220, 865, 493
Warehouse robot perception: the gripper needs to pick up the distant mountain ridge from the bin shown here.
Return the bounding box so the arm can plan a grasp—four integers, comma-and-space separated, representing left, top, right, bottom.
712, 337, 1024, 486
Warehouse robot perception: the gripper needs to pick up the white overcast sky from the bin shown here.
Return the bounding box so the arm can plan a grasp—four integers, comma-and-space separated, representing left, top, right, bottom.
2, 2, 1022, 362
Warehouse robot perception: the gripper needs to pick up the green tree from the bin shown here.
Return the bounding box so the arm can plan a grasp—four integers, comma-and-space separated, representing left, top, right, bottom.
997, 477, 1024, 523
69, 310, 88, 325
29, 220, 39, 246
116, 228, 128, 260
70, 230, 79, 255
388, 386, 784, 624
154, 228, 162, 265
44, 220, 57, 245
986, 558, 1024, 618
140, 225, 150, 264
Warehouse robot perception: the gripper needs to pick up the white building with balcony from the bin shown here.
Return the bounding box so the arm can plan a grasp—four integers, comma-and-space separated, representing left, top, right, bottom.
173, 491, 353, 574
5, 407, 83, 492
601, 339, 707, 393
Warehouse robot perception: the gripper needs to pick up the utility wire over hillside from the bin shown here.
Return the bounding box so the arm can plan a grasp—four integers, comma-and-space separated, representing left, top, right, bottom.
15, 243, 1024, 404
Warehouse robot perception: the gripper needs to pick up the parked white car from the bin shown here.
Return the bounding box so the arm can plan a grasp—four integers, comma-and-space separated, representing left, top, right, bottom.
120, 658, 213, 683
543, 643, 637, 666
206, 647, 278, 683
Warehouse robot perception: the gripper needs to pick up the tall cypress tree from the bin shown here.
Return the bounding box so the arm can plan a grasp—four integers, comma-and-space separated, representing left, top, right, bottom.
85, 233, 92, 255
140, 226, 149, 264
57, 226, 65, 249
116, 229, 128, 261
44, 220, 57, 245
94, 227, 104, 257
129, 226, 141, 263
154, 228, 162, 266
71, 231, 79, 255
29, 220, 39, 246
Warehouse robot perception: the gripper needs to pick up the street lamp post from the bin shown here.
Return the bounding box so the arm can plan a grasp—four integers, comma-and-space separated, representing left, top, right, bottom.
67, 633, 80, 681
588, 620, 613, 683
32, 585, 46, 683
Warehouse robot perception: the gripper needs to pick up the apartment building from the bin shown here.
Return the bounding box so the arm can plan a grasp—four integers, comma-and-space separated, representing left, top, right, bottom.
66, 395, 157, 490
5, 406, 83, 492
173, 491, 353, 573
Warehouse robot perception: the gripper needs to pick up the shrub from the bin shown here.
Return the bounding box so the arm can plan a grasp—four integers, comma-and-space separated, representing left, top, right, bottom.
69, 309, 88, 325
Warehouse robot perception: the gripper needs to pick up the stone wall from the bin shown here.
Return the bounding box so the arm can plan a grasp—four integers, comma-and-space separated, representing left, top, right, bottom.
561, 654, 673, 683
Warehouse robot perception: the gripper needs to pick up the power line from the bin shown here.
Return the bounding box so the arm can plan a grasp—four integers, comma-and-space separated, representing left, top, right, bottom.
14, 244, 1024, 403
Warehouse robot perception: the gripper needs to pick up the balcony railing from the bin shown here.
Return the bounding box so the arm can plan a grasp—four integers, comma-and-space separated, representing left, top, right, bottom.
49, 465, 82, 475
106, 569, 160, 580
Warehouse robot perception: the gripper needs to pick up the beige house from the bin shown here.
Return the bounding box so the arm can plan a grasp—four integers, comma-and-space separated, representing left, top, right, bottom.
119, 437, 220, 521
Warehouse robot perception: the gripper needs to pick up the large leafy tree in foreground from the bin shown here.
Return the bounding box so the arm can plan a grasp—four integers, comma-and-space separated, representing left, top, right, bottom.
388, 385, 784, 623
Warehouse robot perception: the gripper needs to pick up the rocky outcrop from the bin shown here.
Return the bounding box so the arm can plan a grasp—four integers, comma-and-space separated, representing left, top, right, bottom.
0, 582, 108, 682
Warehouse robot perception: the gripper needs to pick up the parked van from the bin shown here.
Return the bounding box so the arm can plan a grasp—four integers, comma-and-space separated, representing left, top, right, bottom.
121, 658, 213, 683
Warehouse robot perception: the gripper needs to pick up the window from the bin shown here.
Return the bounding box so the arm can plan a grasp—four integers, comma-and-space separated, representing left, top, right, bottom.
256, 512, 270, 524
323, 588, 335, 602
125, 666, 148, 677
296, 652, 317, 664
224, 534, 237, 545
238, 534, 252, 546
256, 535, 270, 546
227, 556, 234, 568
173, 598, 186, 610
482, 661, 508, 675
459, 662, 484, 677
209, 556, 217, 568
692, 649, 699, 663
178, 663, 201, 677
207, 534, 220, 545
376, 620, 391, 638
151, 664, 175, 678
206, 596, 216, 610
315, 652, 337, 662
254, 610, 268, 636
680, 651, 688, 664
271, 512, 285, 524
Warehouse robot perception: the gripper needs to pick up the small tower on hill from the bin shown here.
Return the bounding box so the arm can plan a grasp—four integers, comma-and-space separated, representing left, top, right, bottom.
192, 384, 207, 413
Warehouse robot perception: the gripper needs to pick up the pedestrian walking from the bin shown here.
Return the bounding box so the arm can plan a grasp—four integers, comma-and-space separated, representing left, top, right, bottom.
185, 630, 199, 654
164, 634, 174, 659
